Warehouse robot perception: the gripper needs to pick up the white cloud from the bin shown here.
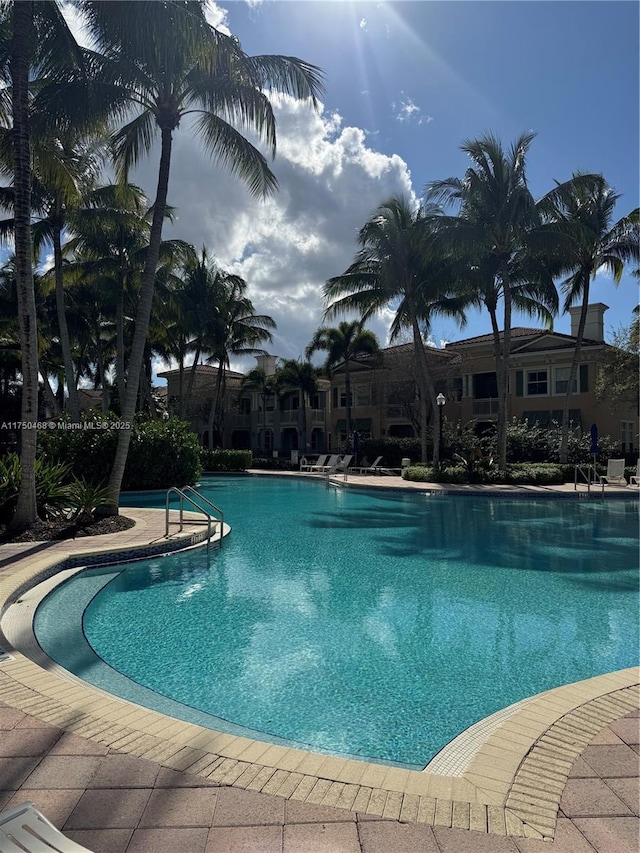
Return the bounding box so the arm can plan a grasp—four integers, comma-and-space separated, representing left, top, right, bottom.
359, 17, 367, 29
391, 94, 434, 126
204, 1, 232, 35
132, 96, 416, 373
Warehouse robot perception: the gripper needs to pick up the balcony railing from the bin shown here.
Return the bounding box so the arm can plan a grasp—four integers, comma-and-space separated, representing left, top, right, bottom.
472, 398, 499, 417
310, 409, 326, 423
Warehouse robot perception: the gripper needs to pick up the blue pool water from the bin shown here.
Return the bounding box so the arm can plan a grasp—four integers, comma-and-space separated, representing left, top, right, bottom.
35, 477, 639, 766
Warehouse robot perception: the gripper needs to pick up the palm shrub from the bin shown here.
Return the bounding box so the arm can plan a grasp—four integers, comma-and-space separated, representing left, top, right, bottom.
66, 478, 111, 523
0, 453, 72, 523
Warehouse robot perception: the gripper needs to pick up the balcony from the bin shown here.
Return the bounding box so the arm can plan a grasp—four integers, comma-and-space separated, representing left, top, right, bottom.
310, 409, 326, 423
472, 398, 499, 417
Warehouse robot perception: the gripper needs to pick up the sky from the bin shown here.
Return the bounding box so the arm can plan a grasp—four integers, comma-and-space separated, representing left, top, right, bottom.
67, 1, 640, 378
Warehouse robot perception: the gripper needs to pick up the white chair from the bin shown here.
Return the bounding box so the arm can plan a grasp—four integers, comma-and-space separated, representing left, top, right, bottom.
351, 455, 383, 474
0, 802, 93, 852
308, 454, 339, 473
300, 454, 327, 472
630, 459, 640, 486
599, 459, 627, 487
330, 454, 352, 474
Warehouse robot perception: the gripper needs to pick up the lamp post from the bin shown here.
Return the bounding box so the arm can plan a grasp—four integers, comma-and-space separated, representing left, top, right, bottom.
436, 393, 446, 468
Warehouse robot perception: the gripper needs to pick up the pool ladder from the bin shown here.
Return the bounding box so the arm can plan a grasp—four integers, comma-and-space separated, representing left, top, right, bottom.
165, 486, 224, 551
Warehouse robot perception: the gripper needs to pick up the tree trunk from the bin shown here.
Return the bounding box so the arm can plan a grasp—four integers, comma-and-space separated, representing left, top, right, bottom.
409, 301, 437, 466
52, 221, 80, 421
300, 393, 307, 453
344, 363, 352, 450
106, 125, 174, 513
41, 374, 60, 417
560, 275, 590, 463
497, 261, 513, 473
207, 362, 225, 447
115, 278, 126, 410
9, 1, 39, 531
183, 343, 201, 416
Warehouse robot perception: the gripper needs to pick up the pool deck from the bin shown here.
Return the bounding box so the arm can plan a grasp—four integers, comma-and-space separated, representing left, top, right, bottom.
0, 479, 638, 852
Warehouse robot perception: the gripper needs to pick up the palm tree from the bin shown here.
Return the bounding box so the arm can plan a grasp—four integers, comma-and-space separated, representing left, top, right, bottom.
2, 0, 88, 529
537, 174, 639, 461
275, 359, 320, 454
426, 132, 559, 472
61, 1, 323, 512
241, 367, 277, 453
204, 280, 275, 446
323, 196, 468, 466
305, 320, 379, 446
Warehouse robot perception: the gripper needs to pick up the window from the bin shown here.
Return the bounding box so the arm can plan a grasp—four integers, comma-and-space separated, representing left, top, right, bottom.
355, 385, 370, 406
554, 367, 577, 395
526, 370, 548, 396
239, 398, 251, 416
621, 422, 636, 452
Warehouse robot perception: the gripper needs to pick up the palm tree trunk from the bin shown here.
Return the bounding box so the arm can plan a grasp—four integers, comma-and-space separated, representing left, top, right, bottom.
497, 261, 513, 473
301, 393, 307, 453
560, 277, 590, 463
115, 281, 126, 410
207, 362, 225, 447
41, 374, 60, 417
106, 125, 174, 513
184, 343, 201, 415
9, 1, 39, 530
52, 222, 80, 421
344, 363, 352, 450
409, 304, 437, 466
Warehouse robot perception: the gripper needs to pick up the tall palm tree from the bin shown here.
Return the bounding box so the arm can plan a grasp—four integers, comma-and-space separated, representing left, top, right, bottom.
204, 280, 275, 446
537, 174, 639, 461
305, 320, 379, 445
275, 359, 320, 454
61, 1, 323, 513
323, 196, 468, 465
426, 132, 558, 472
241, 367, 277, 453
2, 0, 88, 529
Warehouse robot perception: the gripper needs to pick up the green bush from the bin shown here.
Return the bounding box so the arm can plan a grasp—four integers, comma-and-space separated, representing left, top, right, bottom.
200, 449, 252, 471
249, 456, 297, 470
39, 414, 201, 490
503, 463, 565, 485
403, 464, 433, 482
0, 453, 72, 523
401, 461, 570, 485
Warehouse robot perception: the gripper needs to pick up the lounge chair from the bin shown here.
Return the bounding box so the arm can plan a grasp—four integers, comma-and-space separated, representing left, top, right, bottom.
630, 459, 640, 486
300, 454, 327, 472
351, 455, 383, 474
0, 802, 93, 852
330, 454, 352, 474
308, 454, 339, 473
599, 459, 627, 487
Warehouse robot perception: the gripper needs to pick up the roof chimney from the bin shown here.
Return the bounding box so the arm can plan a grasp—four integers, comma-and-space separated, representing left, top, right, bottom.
255, 353, 278, 376
568, 303, 608, 343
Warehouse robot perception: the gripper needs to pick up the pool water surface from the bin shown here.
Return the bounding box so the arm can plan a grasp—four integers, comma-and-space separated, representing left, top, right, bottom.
34, 477, 639, 766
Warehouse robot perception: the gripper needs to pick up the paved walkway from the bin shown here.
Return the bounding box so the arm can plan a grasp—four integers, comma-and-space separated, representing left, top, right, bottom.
0, 480, 637, 852
0, 700, 637, 852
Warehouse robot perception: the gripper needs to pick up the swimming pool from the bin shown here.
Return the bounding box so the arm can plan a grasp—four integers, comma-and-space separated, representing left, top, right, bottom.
34, 476, 639, 767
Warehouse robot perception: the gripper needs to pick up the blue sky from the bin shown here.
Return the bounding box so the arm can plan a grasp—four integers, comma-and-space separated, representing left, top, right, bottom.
69, 1, 640, 371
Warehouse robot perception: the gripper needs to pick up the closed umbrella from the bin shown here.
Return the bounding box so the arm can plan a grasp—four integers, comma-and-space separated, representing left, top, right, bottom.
590, 423, 599, 475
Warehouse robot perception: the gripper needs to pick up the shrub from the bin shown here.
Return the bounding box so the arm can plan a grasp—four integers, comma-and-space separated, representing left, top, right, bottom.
0, 453, 72, 523
66, 478, 112, 523
403, 464, 433, 482
39, 414, 201, 490
249, 456, 297, 470
503, 463, 565, 485
200, 449, 252, 471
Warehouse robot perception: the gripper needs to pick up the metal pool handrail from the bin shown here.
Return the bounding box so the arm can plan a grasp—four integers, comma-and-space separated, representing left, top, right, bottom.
165, 486, 224, 549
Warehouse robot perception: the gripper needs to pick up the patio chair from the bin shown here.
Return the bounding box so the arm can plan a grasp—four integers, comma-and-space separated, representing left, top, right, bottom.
599, 459, 627, 487
308, 454, 339, 473
630, 459, 640, 486
0, 802, 93, 852
330, 454, 352, 474
351, 455, 383, 474
300, 454, 327, 472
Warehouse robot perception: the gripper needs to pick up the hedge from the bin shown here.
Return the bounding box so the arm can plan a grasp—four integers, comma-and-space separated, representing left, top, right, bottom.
200, 449, 252, 471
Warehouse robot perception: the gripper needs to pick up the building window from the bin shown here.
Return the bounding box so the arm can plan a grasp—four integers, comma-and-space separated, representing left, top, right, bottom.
620, 422, 635, 452
239, 398, 251, 415
554, 367, 577, 395
526, 370, 548, 396
355, 385, 370, 406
